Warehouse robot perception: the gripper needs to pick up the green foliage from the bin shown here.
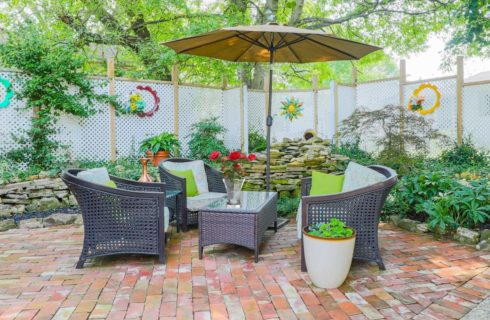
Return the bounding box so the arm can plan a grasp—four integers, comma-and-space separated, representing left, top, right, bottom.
248, 130, 267, 153
331, 140, 374, 165
187, 117, 228, 162
277, 197, 300, 218
0, 27, 117, 170
307, 218, 353, 239
140, 132, 180, 155
441, 137, 489, 167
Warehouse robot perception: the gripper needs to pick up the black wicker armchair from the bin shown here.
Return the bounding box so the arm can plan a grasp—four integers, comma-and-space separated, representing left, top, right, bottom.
62, 169, 168, 268
301, 165, 397, 271
159, 158, 226, 231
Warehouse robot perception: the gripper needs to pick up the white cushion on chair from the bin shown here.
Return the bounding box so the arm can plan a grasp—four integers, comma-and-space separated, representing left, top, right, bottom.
186, 192, 227, 211
161, 160, 209, 194
77, 167, 111, 186
164, 207, 170, 232
341, 162, 385, 192
296, 200, 303, 239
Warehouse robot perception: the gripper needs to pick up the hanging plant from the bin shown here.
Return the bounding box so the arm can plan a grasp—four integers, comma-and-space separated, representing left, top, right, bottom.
280, 96, 304, 122
0, 76, 14, 108
408, 83, 441, 115
120, 85, 159, 117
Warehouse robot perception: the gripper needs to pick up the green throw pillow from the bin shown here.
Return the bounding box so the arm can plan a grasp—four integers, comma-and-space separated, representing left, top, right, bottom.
310, 171, 344, 196
169, 169, 199, 197
105, 180, 117, 188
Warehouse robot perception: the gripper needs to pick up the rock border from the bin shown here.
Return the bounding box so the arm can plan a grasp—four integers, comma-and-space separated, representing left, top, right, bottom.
0, 213, 82, 231
389, 215, 489, 251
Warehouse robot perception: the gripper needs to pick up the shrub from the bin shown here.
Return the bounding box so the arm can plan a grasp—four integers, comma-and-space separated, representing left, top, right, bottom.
277, 197, 300, 218
441, 137, 489, 168
331, 140, 374, 165
248, 130, 267, 153
187, 117, 228, 162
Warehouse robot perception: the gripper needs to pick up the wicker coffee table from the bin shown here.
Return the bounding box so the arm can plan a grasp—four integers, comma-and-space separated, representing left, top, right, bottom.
198, 191, 277, 262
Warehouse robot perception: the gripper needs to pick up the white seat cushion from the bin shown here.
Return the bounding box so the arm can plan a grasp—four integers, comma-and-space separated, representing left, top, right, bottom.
341, 162, 385, 192
77, 168, 111, 186
161, 160, 209, 194
164, 207, 170, 232
187, 192, 227, 211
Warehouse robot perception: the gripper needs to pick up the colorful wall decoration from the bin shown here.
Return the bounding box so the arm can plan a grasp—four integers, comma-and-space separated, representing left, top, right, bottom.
408, 83, 441, 115
121, 85, 160, 117
0, 77, 14, 108
280, 96, 304, 122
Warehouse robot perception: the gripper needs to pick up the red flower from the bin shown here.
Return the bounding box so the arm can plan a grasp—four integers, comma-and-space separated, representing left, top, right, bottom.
240, 153, 247, 159
234, 163, 241, 170
229, 151, 241, 161
248, 154, 256, 161
209, 151, 221, 161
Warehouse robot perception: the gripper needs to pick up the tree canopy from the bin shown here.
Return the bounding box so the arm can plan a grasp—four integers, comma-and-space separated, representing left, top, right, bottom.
0, 0, 486, 88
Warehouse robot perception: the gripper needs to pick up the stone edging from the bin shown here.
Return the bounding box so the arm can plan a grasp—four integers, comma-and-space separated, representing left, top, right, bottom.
389, 215, 489, 251
0, 213, 82, 232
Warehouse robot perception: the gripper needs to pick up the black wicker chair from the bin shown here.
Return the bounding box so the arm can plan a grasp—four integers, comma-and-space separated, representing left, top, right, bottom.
300, 165, 397, 271
159, 158, 226, 231
61, 169, 167, 268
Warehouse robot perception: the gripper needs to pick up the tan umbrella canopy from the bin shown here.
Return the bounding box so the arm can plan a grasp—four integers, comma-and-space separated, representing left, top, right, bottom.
162, 23, 381, 190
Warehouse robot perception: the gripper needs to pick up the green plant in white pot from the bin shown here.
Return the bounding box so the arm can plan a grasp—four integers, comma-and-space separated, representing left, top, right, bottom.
303, 218, 356, 289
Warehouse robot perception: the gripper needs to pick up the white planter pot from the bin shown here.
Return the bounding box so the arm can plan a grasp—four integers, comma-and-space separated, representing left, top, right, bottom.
303, 227, 356, 289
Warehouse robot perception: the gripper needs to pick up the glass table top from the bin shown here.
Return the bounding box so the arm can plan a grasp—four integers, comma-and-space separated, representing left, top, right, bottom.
200, 191, 276, 212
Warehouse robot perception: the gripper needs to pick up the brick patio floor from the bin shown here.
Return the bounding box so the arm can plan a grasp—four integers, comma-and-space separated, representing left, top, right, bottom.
0, 222, 489, 320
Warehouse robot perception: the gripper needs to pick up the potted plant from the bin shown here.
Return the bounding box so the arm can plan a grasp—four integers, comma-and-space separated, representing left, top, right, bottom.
140, 132, 180, 166
303, 218, 356, 289
209, 151, 256, 204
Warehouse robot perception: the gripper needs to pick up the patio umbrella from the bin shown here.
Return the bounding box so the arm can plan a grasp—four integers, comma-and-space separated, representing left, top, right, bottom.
162, 23, 381, 191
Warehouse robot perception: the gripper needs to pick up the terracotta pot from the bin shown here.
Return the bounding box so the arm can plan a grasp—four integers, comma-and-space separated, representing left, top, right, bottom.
303, 227, 356, 289
145, 149, 153, 158
151, 150, 170, 167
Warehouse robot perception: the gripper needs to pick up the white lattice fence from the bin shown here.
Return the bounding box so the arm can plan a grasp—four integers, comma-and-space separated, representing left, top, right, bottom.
222, 87, 241, 151
178, 85, 223, 156
53, 79, 112, 161
463, 83, 490, 151
317, 89, 333, 139
114, 80, 174, 158
357, 79, 399, 110
247, 90, 266, 137
0, 71, 31, 159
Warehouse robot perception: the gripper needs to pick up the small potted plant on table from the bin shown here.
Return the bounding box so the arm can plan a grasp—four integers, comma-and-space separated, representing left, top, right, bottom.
303, 218, 356, 288
140, 132, 180, 166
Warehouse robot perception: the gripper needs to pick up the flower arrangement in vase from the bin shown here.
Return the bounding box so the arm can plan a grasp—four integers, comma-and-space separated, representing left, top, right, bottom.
209, 151, 256, 204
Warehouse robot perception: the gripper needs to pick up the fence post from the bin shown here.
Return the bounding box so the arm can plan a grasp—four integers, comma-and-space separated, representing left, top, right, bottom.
312, 74, 319, 133
456, 56, 464, 144
240, 84, 249, 153
331, 80, 339, 145
107, 55, 117, 161
399, 59, 406, 151
351, 65, 358, 85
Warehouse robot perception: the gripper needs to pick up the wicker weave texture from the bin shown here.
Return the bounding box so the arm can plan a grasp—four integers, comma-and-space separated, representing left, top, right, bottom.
301, 165, 397, 271
198, 192, 277, 262
61, 169, 167, 268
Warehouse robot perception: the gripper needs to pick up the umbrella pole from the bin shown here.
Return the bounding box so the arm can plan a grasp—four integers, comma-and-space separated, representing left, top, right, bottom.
265, 51, 274, 192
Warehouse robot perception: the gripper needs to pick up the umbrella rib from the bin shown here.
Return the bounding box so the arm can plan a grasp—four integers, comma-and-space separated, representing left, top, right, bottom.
236, 31, 269, 49
177, 33, 242, 54
233, 37, 258, 62
300, 35, 359, 59
277, 33, 301, 63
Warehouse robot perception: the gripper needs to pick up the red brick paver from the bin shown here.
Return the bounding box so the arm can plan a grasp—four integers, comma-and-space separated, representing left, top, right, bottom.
0, 222, 488, 319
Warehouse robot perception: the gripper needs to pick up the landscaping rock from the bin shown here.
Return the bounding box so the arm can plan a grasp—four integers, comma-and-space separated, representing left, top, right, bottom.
0, 219, 16, 232
398, 218, 419, 232
74, 215, 83, 225
43, 213, 78, 227
453, 227, 480, 245
38, 197, 60, 211
476, 240, 488, 251
19, 218, 43, 229
0, 204, 13, 217
480, 229, 490, 242
416, 223, 429, 233
389, 215, 402, 226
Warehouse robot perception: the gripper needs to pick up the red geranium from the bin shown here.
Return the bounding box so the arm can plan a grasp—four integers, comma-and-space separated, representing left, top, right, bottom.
209, 151, 221, 161
234, 163, 241, 170
229, 151, 242, 161
248, 154, 256, 161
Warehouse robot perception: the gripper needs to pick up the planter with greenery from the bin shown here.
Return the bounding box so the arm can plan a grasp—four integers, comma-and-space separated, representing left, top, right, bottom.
187, 117, 228, 163
302, 218, 356, 289
140, 132, 180, 166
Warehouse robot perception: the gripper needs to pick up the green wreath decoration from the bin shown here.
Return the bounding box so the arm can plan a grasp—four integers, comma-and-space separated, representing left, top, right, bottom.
0, 77, 14, 108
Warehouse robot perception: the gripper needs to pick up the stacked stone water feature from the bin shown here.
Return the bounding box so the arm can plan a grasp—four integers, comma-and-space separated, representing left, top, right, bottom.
243, 136, 349, 197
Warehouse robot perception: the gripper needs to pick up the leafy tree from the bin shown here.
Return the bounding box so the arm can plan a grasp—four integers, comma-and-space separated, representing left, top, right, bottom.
0, 27, 117, 169
0, 0, 470, 88
187, 117, 228, 162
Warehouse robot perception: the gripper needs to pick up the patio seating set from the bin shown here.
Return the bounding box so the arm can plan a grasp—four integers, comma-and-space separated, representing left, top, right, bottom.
61, 158, 397, 273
